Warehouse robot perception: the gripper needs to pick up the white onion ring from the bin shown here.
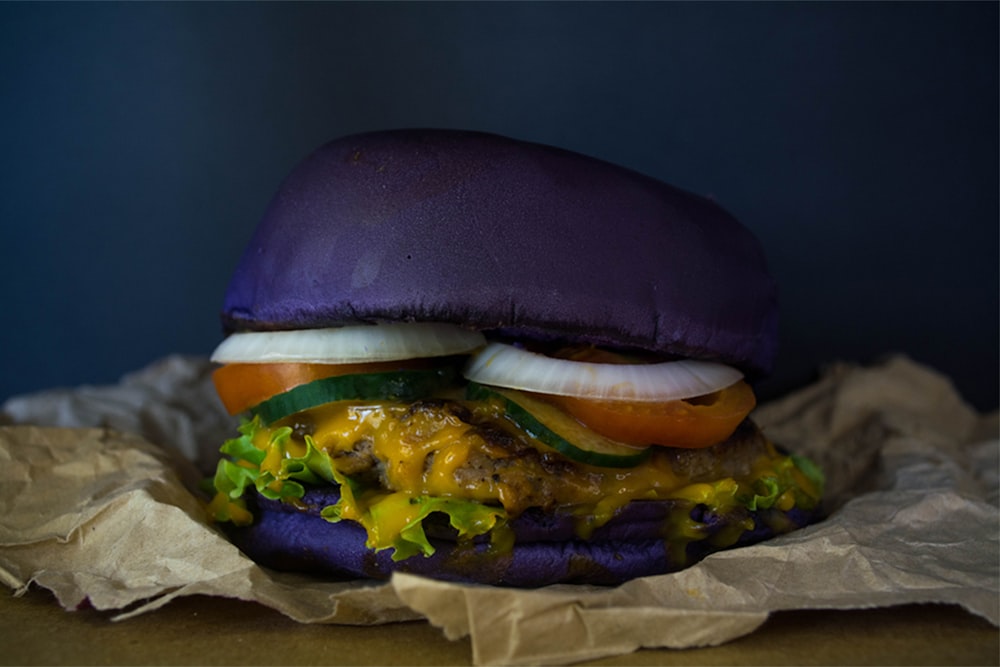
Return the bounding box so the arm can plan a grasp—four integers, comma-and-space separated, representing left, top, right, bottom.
462, 342, 743, 402
210, 323, 487, 364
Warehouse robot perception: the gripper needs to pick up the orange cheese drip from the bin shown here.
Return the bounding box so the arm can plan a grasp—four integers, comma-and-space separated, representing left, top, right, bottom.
271, 400, 781, 528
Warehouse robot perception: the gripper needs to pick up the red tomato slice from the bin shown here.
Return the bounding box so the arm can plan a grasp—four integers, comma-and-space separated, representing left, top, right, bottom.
212, 359, 433, 415
546, 380, 756, 449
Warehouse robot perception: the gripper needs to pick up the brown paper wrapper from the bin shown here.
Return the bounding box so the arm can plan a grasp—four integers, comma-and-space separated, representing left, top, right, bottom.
1, 354, 997, 665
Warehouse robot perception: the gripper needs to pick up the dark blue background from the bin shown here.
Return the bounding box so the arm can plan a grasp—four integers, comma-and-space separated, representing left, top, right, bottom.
2, 2, 997, 409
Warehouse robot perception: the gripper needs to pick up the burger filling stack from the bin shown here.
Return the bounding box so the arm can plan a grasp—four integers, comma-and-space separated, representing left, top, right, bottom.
205, 129, 824, 586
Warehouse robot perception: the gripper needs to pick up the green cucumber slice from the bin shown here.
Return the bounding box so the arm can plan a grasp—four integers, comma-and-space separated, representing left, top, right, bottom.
252, 368, 458, 424
466, 382, 650, 468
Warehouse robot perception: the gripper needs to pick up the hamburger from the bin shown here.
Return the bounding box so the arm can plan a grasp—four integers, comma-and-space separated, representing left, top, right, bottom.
206, 129, 824, 586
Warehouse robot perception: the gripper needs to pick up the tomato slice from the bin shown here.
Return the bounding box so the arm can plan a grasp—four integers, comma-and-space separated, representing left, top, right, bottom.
212, 359, 433, 415
545, 380, 756, 449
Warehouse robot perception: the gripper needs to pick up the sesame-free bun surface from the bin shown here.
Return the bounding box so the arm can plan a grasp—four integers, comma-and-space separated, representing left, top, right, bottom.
222, 129, 778, 375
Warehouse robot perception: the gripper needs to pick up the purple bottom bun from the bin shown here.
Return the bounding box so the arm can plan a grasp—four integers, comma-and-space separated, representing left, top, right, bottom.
226, 486, 820, 587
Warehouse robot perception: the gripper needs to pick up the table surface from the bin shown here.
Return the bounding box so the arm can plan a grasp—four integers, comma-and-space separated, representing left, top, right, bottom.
1, 585, 997, 666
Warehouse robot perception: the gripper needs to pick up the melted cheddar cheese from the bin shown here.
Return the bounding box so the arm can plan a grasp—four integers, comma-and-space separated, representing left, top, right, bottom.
209, 397, 823, 562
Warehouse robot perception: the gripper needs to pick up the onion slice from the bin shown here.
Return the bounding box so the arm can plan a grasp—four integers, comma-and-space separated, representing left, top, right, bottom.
211, 323, 487, 364
462, 342, 744, 402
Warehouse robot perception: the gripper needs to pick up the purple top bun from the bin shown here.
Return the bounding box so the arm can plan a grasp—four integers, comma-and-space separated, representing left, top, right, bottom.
222, 129, 778, 375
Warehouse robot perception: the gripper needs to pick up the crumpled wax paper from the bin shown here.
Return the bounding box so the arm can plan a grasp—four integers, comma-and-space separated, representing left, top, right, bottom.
1, 354, 997, 666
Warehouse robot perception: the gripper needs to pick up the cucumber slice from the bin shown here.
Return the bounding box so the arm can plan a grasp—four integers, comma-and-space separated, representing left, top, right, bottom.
466, 382, 650, 468
252, 368, 458, 424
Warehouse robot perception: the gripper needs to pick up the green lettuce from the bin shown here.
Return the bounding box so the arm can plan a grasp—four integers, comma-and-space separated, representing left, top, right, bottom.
209, 415, 506, 559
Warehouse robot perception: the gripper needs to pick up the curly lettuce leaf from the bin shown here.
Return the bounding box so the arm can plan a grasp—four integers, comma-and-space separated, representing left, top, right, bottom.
321, 488, 506, 561
208, 416, 327, 522
733, 452, 825, 513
